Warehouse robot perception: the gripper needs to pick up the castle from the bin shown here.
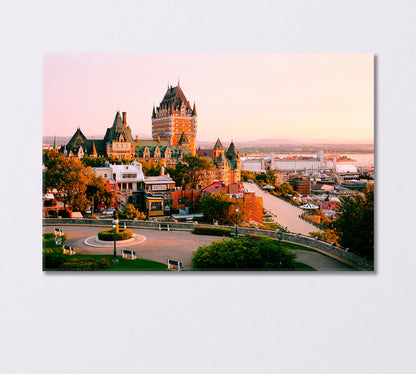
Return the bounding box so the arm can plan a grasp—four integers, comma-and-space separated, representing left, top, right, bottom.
60, 83, 240, 185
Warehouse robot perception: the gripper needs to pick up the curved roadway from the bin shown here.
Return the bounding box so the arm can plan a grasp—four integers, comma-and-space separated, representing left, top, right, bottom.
43, 225, 354, 271
243, 182, 322, 235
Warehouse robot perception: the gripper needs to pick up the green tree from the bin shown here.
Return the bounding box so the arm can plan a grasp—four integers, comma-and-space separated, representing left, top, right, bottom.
171, 155, 215, 189
81, 156, 106, 168
199, 192, 242, 225
333, 184, 374, 259
255, 173, 268, 183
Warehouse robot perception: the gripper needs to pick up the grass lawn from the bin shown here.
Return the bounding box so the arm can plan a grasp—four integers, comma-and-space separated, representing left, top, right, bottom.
66, 254, 168, 271
293, 261, 316, 271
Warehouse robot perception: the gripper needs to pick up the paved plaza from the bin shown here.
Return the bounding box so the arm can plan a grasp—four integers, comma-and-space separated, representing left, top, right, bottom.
43, 224, 354, 271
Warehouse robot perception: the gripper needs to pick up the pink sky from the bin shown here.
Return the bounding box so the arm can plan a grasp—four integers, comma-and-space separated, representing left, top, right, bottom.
43, 53, 373, 143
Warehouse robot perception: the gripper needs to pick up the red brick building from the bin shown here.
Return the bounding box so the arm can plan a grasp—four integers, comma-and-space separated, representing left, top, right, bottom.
201, 181, 263, 224
152, 82, 197, 155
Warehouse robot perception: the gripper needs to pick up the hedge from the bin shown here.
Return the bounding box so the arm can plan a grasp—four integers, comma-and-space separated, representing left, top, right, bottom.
97, 228, 133, 241
192, 225, 231, 237
192, 236, 297, 270
61, 257, 111, 271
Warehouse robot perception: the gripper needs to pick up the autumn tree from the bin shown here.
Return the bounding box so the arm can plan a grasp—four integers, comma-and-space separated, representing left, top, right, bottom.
333, 184, 374, 259
119, 204, 146, 220
84, 169, 116, 212
141, 162, 162, 176
43, 150, 116, 214
241, 170, 255, 182
43, 151, 89, 214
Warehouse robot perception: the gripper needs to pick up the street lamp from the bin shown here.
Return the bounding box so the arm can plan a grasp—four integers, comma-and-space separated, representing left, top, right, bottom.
234, 206, 239, 238
112, 219, 119, 264
277, 230, 283, 252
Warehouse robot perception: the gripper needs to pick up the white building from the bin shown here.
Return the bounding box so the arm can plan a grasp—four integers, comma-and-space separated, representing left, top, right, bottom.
240, 157, 266, 172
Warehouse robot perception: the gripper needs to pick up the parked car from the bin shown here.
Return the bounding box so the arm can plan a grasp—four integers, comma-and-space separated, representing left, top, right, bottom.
103, 207, 116, 215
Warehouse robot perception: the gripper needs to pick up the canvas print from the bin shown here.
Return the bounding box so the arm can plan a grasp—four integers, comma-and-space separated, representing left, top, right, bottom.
42, 53, 374, 272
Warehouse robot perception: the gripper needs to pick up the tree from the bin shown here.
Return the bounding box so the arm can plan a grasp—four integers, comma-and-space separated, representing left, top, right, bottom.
333, 184, 374, 259
43, 151, 89, 214
141, 162, 162, 176
171, 155, 215, 189
241, 170, 255, 182
43, 150, 116, 214
84, 170, 116, 211
275, 182, 296, 197
199, 192, 242, 225
191, 236, 297, 270
119, 204, 146, 220
81, 156, 106, 168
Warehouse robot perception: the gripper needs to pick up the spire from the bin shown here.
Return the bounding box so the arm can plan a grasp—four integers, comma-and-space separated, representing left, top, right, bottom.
226, 141, 237, 157
192, 101, 197, 116
214, 138, 223, 149
152, 106, 156, 118
178, 76, 180, 87
92, 139, 97, 156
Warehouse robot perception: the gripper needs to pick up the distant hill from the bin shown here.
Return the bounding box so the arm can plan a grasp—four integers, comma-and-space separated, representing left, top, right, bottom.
43, 134, 152, 146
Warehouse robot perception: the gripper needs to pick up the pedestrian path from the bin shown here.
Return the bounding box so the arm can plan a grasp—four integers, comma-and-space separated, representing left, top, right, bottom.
243, 182, 322, 235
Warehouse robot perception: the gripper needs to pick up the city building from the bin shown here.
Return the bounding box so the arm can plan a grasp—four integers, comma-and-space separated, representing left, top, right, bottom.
197, 138, 241, 185
152, 82, 197, 155
289, 176, 311, 196
241, 151, 325, 172
201, 181, 263, 224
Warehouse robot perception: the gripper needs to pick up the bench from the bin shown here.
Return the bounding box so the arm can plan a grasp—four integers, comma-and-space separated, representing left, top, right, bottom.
158, 223, 170, 231
63, 245, 76, 255
121, 249, 136, 259
54, 228, 64, 236
167, 259, 184, 271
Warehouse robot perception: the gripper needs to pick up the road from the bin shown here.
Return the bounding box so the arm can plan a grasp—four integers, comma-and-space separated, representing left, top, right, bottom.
43, 225, 355, 271
243, 182, 322, 235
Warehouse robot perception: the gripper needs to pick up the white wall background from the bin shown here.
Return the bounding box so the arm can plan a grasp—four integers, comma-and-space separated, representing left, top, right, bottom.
1, 1, 415, 373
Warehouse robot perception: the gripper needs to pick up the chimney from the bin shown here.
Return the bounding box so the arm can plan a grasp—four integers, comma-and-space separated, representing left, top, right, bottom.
122, 112, 127, 127
158, 136, 160, 143
136, 135, 138, 142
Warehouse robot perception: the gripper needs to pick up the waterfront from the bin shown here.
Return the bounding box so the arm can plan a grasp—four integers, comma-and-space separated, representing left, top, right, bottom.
243, 153, 374, 167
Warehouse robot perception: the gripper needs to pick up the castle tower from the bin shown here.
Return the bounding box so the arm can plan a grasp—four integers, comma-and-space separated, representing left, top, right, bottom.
152, 83, 197, 155
212, 138, 224, 161
103, 111, 135, 159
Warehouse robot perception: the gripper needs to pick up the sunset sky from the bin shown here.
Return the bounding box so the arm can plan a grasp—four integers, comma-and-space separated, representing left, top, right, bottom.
43, 53, 373, 143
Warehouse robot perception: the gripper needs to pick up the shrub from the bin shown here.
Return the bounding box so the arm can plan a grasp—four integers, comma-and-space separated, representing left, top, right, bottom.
192, 237, 297, 271
97, 228, 133, 241
119, 204, 146, 220
42, 233, 67, 270
43, 247, 66, 270
193, 225, 231, 237
61, 257, 111, 271
42, 233, 67, 249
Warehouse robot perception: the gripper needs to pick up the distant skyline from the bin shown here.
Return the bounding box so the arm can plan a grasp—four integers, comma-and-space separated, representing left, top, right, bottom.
43, 53, 374, 143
